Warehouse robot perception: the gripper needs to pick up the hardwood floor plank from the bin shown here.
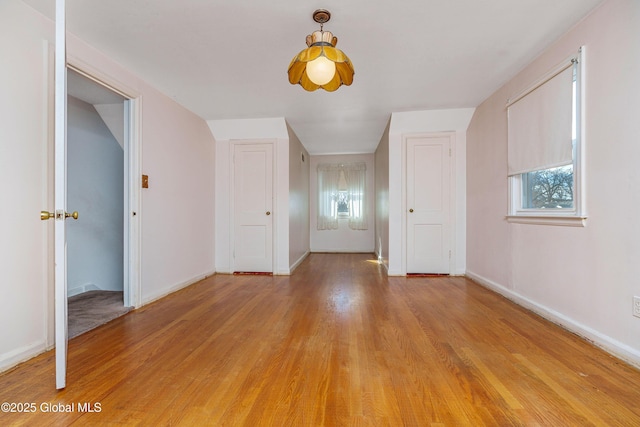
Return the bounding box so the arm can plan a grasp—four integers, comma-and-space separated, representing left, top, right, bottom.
459, 347, 523, 410
1, 253, 639, 426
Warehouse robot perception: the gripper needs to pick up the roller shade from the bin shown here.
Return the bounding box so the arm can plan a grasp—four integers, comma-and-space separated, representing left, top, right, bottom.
507, 62, 574, 176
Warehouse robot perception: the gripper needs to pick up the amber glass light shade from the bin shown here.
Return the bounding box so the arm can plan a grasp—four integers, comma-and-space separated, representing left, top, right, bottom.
288, 30, 354, 92
306, 56, 336, 86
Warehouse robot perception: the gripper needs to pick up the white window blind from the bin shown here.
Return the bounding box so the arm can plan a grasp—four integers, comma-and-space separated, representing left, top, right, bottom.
507, 59, 575, 176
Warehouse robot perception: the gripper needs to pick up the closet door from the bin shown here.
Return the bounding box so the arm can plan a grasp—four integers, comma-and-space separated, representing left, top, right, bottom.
406, 134, 452, 274
232, 142, 274, 272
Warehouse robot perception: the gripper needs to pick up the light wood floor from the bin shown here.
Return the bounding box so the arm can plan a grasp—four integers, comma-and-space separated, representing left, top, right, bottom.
1, 253, 639, 426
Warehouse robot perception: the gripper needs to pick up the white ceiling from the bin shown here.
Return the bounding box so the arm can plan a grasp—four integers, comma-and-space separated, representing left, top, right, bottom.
22, 0, 604, 154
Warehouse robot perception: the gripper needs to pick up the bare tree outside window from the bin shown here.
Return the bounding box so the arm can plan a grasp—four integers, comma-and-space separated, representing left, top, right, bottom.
522, 165, 574, 209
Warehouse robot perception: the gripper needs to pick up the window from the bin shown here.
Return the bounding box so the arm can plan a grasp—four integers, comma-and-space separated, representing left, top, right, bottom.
336, 190, 350, 217
317, 162, 367, 230
507, 48, 585, 226
522, 165, 574, 209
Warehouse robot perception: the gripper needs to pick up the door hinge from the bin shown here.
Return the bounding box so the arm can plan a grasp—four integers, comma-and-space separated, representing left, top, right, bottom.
449, 250, 452, 259
449, 148, 452, 156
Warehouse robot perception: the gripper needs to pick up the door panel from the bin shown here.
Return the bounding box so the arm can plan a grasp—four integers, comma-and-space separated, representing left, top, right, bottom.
238, 225, 268, 259
233, 143, 273, 272
406, 134, 452, 274
413, 145, 443, 212
54, 0, 68, 390
413, 224, 443, 262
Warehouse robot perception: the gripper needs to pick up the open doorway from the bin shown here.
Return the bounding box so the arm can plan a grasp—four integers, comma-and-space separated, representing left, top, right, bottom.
66, 68, 132, 338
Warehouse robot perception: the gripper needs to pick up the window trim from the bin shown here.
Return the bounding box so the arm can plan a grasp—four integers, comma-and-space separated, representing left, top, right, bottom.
507, 47, 586, 227
506, 215, 587, 227
507, 173, 585, 225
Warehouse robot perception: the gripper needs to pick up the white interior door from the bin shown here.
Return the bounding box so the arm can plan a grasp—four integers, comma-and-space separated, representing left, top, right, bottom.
54, 0, 68, 390
406, 134, 452, 274
233, 143, 274, 273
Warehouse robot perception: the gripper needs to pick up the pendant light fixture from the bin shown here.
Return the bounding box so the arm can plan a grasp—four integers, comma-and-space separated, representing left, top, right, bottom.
287, 9, 354, 92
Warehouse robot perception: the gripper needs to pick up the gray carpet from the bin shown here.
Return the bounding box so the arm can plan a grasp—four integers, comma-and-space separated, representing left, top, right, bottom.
68, 290, 132, 339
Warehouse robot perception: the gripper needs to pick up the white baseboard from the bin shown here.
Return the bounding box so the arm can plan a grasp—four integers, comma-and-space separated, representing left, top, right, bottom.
3, 270, 220, 373
310, 249, 376, 253
0, 341, 48, 374
289, 251, 310, 274
141, 269, 216, 306
466, 270, 640, 369
380, 261, 390, 274
68, 283, 101, 297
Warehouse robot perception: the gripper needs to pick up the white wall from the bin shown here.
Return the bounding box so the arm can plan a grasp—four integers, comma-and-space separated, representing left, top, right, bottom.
0, 0, 216, 371
137, 84, 215, 304
375, 121, 391, 268
287, 124, 310, 271
0, 0, 53, 371
466, 0, 640, 367
70, 33, 216, 308
208, 118, 291, 275
67, 96, 123, 296
94, 103, 125, 149
387, 108, 475, 275
310, 154, 376, 253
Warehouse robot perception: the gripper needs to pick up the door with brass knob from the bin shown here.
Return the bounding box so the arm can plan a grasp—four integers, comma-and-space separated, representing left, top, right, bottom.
233, 142, 274, 273
52, 8, 69, 390
46, 15, 139, 389
406, 134, 452, 275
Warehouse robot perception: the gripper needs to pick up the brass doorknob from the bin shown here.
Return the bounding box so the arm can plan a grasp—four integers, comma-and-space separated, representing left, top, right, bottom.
266, 211, 271, 216
409, 208, 414, 213
41, 211, 79, 220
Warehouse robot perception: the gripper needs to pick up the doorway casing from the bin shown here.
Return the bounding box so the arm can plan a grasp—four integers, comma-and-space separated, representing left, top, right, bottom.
45, 55, 142, 349
229, 139, 276, 273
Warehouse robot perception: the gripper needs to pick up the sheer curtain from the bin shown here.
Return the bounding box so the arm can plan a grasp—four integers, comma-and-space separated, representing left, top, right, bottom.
317, 162, 367, 231
343, 162, 367, 230
317, 163, 341, 230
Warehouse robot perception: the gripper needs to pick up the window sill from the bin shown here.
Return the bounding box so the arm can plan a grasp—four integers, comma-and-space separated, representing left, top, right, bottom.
506, 215, 587, 227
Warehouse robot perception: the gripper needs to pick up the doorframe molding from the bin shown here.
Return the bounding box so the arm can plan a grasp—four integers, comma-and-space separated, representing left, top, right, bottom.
401, 131, 457, 275
229, 139, 277, 273
65, 59, 143, 309
123, 95, 142, 309
45, 56, 143, 342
